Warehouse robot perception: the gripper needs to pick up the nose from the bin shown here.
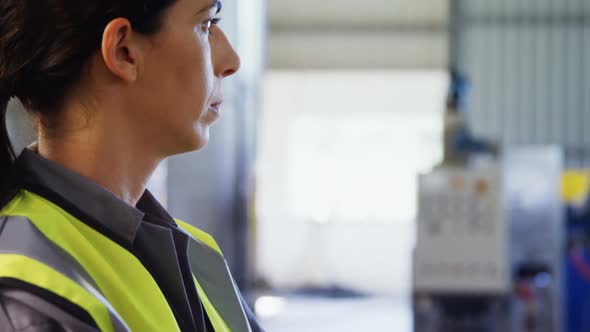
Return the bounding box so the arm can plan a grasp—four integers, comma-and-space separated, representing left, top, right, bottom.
212, 27, 241, 78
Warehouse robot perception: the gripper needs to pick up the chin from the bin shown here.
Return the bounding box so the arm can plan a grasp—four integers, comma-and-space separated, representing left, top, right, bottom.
165, 128, 210, 157
187, 127, 210, 151
192, 136, 209, 151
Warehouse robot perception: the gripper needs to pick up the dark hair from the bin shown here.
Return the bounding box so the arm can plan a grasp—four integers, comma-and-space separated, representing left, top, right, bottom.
0, 0, 176, 176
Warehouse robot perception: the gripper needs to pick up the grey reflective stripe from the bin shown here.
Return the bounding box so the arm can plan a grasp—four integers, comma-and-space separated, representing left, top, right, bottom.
184, 232, 252, 332
0, 216, 130, 332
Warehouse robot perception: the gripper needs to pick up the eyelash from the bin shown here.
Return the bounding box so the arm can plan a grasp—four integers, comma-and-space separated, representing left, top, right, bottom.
205, 18, 221, 35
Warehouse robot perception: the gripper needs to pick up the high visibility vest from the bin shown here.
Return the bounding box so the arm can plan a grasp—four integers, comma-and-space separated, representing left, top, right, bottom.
0, 190, 252, 332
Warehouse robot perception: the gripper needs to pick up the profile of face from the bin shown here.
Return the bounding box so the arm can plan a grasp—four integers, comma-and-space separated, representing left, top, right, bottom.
99, 0, 240, 157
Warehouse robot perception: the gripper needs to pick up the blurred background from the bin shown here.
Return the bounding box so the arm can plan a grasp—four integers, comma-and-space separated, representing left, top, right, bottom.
6, 0, 590, 331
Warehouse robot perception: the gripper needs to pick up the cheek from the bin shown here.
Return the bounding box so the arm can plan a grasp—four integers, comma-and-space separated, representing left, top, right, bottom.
137, 31, 216, 151
174, 38, 214, 110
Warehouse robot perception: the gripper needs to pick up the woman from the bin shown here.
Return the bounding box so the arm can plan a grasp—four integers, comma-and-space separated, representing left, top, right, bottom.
0, 0, 263, 331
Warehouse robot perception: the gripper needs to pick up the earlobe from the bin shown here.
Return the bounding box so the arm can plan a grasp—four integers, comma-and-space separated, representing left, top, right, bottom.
101, 18, 139, 82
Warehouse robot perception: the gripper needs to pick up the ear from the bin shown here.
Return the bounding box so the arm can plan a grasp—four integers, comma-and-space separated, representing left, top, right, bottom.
101, 18, 142, 82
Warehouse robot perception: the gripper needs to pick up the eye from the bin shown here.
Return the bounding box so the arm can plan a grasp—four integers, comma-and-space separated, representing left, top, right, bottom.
203, 17, 221, 35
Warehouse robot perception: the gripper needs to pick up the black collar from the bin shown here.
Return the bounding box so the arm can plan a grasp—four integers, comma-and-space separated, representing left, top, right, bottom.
14, 149, 175, 245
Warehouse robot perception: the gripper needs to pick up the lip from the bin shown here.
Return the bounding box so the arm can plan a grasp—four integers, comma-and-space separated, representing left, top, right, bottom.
209, 100, 223, 114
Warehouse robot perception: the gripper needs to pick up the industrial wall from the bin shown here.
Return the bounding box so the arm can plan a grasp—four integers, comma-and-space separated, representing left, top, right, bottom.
453, 0, 590, 167
268, 0, 449, 69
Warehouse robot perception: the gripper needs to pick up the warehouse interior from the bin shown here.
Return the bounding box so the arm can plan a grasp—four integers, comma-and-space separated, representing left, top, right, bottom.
5, 0, 590, 331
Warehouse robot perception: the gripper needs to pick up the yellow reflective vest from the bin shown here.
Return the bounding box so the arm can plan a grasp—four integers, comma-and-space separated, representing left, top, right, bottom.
0, 190, 251, 332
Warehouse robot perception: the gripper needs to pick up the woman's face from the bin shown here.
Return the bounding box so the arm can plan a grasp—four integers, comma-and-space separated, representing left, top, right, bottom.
131, 0, 240, 156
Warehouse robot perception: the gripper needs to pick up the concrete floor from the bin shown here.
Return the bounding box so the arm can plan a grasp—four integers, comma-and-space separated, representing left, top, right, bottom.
257, 295, 412, 332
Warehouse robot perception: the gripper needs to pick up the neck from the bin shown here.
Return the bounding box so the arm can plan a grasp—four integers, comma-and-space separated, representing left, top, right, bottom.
36, 103, 162, 207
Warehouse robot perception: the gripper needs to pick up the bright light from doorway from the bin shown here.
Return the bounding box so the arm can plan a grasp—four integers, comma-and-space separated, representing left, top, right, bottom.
256, 70, 448, 294
255, 296, 288, 319
258, 70, 447, 226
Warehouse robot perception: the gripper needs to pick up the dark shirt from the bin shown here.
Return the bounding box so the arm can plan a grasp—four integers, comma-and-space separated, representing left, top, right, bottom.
0, 149, 263, 332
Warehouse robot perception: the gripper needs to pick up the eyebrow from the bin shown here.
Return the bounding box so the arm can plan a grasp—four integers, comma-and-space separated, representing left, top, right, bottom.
197, 0, 222, 15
